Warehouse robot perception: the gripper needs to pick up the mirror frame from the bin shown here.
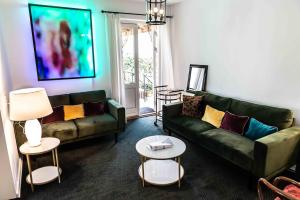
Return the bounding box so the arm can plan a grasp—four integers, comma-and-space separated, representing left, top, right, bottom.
186, 64, 208, 91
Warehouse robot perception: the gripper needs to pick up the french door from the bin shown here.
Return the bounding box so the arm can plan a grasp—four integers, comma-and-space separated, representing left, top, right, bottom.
121, 22, 157, 117
122, 23, 140, 117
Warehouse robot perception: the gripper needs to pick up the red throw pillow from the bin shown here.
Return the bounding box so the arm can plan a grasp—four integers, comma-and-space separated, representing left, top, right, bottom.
41, 106, 64, 124
220, 112, 249, 135
84, 102, 105, 116
182, 95, 203, 117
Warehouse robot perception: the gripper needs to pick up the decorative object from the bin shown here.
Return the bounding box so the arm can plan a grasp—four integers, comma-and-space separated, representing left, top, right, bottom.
146, 0, 167, 25
147, 137, 173, 151
63, 104, 84, 121
220, 112, 249, 135
258, 176, 300, 200
136, 135, 186, 188
202, 105, 225, 128
19, 137, 61, 192
9, 88, 53, 147
245, 118, 278, 140
28, 4, 95, 81
182, 95, 203, 117
187, 64, 208, 91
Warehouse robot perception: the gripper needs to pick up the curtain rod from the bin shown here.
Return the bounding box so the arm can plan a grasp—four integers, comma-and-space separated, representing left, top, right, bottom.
101, 10, 173, 19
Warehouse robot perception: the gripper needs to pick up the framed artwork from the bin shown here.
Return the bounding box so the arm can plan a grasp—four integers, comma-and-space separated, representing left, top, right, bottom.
28, 4, 95, 81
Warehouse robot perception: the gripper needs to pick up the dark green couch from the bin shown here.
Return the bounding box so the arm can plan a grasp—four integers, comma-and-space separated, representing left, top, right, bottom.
163, 91, 300, 179
15, 90, 126, 146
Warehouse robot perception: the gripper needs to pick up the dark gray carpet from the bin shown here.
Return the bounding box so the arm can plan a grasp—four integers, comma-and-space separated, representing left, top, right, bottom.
20, 116, 257, 200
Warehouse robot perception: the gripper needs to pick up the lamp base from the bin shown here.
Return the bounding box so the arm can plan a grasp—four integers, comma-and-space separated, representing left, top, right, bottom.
25, 119, 42, 147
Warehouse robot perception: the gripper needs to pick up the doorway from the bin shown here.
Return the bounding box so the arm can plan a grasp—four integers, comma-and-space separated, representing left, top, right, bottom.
121, 22, 157, 117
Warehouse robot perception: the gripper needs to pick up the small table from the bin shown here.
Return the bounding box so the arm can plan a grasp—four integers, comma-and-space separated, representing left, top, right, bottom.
136, 135, 186, 188
19, 137, 62, 191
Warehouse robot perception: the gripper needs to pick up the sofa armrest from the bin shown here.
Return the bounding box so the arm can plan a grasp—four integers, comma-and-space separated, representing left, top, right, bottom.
253, 126, 300, 178
163, 102, 183, 118
162, 102, 183, 130
108, 99, 126, 131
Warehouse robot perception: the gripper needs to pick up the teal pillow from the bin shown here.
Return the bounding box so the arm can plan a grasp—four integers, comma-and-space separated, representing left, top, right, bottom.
245, 118, 278, 140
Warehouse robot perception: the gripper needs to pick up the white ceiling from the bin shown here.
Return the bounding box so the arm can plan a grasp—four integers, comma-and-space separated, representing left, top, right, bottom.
128, 0, 185, 5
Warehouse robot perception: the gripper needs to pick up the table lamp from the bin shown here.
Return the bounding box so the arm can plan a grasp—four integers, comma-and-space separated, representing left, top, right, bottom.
9, 88, 53, 147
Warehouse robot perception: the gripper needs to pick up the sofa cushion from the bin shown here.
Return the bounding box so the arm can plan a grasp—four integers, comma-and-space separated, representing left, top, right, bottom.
84, 102, 105, 116
192, 91, 232, 112
245, 118, 278, 140
165, 115, 215, 139
41, 106, 64, 124
74, 114, 118, 138
229, 99, 293, 130
63, 104, 85, 121
197, 128, 254, 171
42, 121, 78, 142
182, 95, 203, 117
202, 105, 225, 128
48, 94, 70, 107
220, 111, 249, 135
70, 90, 106, 104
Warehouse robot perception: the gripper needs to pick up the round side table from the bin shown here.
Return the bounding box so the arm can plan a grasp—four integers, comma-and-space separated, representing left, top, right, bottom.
136, 135, 186, 188
19, 137, 62, 192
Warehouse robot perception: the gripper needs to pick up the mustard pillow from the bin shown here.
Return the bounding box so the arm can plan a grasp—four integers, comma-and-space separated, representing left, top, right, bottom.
63, 104, 85, 121
202, 105, 225, 127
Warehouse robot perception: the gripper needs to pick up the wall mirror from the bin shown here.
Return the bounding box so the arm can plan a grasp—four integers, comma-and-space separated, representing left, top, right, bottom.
186, 65, 208, 91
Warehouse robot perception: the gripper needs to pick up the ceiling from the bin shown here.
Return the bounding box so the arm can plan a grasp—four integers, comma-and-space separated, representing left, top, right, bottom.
128, 0, 185, 5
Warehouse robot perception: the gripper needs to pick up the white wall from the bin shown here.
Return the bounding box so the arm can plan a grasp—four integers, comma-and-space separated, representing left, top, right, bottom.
0, 0, 146, 96
171, 0, 300, 124
0, 25, 21, 199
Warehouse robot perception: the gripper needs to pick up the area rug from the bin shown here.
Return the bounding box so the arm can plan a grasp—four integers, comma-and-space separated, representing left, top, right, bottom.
20, 116, 257, 200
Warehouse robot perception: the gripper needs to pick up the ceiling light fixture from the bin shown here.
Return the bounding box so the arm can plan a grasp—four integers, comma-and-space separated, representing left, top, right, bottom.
146, 0, 166, 25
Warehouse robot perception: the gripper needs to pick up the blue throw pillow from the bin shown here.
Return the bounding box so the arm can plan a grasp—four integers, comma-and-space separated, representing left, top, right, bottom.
245, 118, 278, 140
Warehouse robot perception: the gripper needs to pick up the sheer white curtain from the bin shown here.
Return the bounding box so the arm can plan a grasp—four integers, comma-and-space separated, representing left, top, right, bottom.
158, 19, 175, 89
105, 14, 126, 105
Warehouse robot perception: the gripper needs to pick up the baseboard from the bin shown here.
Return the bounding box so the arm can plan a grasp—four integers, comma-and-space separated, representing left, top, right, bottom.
15, 156, 23, 198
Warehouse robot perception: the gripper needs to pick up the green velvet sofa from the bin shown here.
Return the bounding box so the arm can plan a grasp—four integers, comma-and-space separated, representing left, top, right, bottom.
14, 90, 126, 147
163, 91, 300, 179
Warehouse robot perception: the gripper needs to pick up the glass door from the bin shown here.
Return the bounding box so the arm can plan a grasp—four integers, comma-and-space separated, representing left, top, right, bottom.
121, 22, 157, 117
122, 23, 139, 117
138, 24, 156, 115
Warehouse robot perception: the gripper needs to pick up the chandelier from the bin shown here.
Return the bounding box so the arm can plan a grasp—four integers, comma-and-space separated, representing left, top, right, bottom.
146, 0, 166, 25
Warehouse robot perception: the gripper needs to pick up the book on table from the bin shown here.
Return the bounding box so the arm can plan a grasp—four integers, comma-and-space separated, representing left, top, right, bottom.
147, 138, 173, 151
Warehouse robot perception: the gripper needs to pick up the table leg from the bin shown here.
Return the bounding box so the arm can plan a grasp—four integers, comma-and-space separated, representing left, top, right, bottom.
54, 148, 61, 183
26, 154, 34, 192
178, 156, 181, 188
52, 150, 56, 166
141, 156, 145, 187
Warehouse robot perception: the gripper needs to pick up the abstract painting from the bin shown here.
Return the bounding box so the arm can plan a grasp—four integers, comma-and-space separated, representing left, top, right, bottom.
29, 4, 95, 80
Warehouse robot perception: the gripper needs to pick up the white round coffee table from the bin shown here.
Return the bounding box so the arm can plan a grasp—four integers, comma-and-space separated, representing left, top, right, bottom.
19, 137, 62, 192
136, 135, 186, 188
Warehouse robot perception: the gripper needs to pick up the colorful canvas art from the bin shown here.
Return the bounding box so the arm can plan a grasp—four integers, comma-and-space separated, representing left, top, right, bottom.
29, 4, 95, 80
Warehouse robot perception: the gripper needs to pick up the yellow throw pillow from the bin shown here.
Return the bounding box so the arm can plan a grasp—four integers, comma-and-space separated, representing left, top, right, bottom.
63, 104, 84, 121
202, 105, 225, 127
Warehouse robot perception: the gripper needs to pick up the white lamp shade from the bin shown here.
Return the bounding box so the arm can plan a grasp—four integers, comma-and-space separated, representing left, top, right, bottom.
9, 88, 53, 121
